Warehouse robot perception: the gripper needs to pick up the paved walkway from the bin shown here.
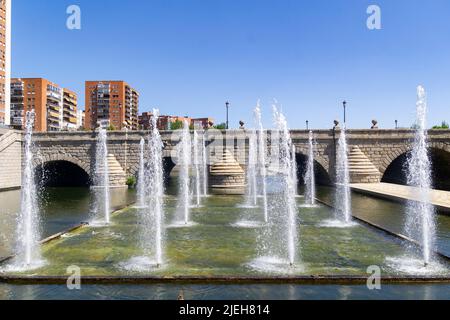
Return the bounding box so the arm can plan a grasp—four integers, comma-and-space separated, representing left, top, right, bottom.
350, 182, 450, 212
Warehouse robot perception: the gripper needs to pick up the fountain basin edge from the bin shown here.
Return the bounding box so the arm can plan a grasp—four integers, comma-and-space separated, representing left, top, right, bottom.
1, 275, 449, 285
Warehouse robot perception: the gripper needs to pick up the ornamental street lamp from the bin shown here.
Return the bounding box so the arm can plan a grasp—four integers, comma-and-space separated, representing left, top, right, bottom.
342, 100, 347, 125
226, 101, 230, 130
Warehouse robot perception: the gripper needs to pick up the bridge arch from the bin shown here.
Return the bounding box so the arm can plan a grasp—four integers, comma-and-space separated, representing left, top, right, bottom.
33, 155, 91, 187
381, 146, 450, 191
294, 148, 332, 185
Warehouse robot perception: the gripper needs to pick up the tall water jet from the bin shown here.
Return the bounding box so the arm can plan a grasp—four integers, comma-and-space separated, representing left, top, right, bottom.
251, 106, 298, 270
146, 109, 165, 266
120, 110, 165, 271
193, 129, 201, 207
245, 130, 258, 207
304, 131, 316, 205
176, 120, 192, 225
94, 124, 111, 224
14, 111, 42, 269
290, 143, 299, 196
136, 137, 146, 208
405, 86, 436, 267
335, 126, 352, 223
274, 108, 298, 266
254, 104, 269, 223
201, 130, 208, 196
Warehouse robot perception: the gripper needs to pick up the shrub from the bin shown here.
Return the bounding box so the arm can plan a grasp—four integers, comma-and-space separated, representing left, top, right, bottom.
126, 176, 137, 188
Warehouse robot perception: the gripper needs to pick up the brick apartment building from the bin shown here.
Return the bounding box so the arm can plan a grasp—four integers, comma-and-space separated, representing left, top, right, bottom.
0, 0, 11, 125
10, 78, 78, 132
138, 112, 213, 130
85, 81, 139, 130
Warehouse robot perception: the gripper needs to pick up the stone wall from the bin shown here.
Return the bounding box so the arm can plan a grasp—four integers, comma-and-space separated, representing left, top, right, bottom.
0, 129, 22, 190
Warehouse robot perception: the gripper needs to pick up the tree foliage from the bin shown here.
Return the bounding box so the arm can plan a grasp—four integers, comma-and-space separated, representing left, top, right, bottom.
432, 121, 449, 129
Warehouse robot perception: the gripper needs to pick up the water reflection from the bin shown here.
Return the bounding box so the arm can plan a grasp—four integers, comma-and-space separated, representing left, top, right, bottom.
0, 187, 136, 258
1, 283, 449, 300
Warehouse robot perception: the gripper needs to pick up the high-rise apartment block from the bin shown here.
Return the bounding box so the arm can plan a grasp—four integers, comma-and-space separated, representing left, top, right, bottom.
0, 0, 11, 125
10, 78, 78, 132
76, 109, 85, 129
85, 81, 139, 130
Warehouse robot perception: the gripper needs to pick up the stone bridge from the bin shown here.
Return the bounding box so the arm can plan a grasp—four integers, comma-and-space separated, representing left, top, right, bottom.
29, 129, 450, 190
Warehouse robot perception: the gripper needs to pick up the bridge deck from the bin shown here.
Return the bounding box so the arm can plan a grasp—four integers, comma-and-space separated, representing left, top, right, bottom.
350, 183, 450, 212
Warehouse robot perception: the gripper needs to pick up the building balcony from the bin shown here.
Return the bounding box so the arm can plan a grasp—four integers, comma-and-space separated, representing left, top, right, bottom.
64, 96, 77, 104
47, 98, 61, 106
12, 117, 23, 126
48, 110, 60, 119
47, 93, 61, 102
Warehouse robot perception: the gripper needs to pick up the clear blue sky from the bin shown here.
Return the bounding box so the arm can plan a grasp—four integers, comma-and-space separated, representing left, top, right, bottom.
11, 0, 450, 129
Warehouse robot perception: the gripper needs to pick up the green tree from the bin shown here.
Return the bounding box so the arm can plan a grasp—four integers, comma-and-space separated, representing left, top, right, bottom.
107, 124, 116, 131
432, 121, 449, 129
213, 123, 227, 130
170, 120, 184, 130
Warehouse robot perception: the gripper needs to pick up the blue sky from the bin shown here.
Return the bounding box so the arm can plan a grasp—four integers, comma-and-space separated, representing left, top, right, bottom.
11, 0, 450, 129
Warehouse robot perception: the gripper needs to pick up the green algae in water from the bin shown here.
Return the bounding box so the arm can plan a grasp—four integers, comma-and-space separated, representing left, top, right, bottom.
4, 195, 450, 277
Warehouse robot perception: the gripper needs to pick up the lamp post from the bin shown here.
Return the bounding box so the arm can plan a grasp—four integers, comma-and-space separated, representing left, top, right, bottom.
306, 120, 309, 130
225, 101, 230, 130
395, 120, 398, 129
342, 100, 347, 125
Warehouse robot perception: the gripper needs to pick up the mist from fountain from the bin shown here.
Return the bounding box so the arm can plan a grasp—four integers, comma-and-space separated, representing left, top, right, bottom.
245, 129, 258, 208
249, 106, 299, 271
254, 103, 269, 223
201, 130, 208, 196
290, 143, 298, 196
334, 126, 352, 224
304, 131, 316, 206
11, 111, 43, 270
405, 85, 436, 267
193, 129, 201, 207
120, 110, 165, 271
93, 125, 111, 225
136, 137, 146, 208
147, 109, 165, 266
274, 108, 298, 266
176, 120, 192, 225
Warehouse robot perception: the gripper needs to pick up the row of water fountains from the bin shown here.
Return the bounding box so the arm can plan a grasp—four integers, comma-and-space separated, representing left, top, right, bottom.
4, 86, 440, 274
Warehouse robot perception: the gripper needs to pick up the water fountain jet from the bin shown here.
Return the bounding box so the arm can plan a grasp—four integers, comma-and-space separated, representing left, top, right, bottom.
201, 130, 208, 196
176, 120, 192, 225
12, 111, 43, 270
249, 106, 299, 271
147, 109, 165, 266
254, 103, 269, 223
335, 126, 352, 224
405, 85, 436, 267
93, 123, 111, 225
136, 137, 146, 208
193, 129, 201, 207
245, 130, 258, 208
304, 131, 316, 206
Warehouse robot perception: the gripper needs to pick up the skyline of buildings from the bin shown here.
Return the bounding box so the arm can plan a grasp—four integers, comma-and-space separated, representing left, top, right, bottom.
7, 76, 213, 132
138, 112, 214, 131
10, 78, 78, 132
0, 3, 230, 132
